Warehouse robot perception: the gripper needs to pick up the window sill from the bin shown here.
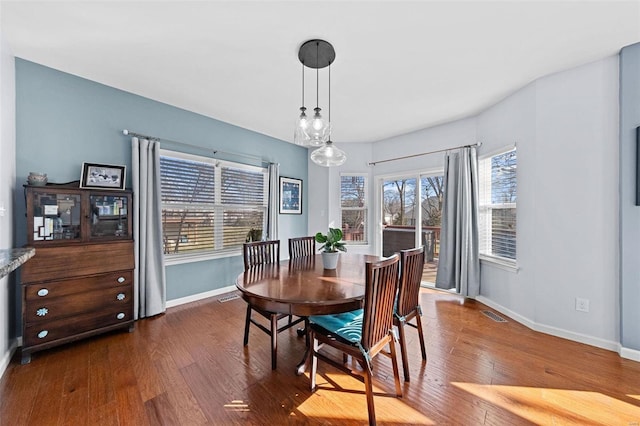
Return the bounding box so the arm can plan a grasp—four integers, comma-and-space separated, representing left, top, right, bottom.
479, 255, 518, 273
164, 248, 241, 266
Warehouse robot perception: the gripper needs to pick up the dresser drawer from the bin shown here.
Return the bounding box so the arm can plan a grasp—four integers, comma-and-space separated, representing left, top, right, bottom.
24, 284, 132, 324
23, 305, 133, 347
21, 241, 134, 283
24, 271, 132, 301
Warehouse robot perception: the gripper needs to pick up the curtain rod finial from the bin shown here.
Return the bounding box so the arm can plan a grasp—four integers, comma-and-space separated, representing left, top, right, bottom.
122, 129, 129, 135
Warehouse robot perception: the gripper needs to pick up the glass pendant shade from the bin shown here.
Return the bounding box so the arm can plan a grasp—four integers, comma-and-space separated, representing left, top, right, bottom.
310, 140, 346, 167
305, 107, 331, 147
295, 39, 345, 166
294, 107, 310, 146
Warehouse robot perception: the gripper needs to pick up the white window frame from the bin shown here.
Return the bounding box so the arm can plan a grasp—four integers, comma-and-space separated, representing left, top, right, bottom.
478, 146, 517, 269
160, 149, 268, 265
340, 173, 368, 245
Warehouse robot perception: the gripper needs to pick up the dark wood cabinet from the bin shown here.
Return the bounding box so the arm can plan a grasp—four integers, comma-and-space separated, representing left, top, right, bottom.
21, 184, 135, 364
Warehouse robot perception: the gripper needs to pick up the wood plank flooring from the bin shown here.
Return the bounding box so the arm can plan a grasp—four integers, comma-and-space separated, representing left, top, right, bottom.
2, 288, 640, 425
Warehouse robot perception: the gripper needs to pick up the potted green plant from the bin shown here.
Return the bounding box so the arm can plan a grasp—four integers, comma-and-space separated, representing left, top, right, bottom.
315, 227, 346, 269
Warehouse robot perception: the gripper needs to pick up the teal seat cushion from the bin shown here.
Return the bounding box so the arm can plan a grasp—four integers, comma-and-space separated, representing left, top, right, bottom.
309, 309, 363, 343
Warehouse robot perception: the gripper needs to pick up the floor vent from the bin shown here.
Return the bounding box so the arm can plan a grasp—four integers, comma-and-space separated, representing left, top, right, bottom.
481, 310, 507, 323
219, 294, 240, 303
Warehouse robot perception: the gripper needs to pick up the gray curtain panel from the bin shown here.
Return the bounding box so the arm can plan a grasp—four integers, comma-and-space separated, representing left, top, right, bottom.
435, 146, 480, 297
267, 163, 279, 240
131, 137, 167, 318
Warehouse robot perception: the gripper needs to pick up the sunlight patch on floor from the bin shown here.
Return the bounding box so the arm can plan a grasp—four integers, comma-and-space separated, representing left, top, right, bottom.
295, 372, 435, 424
224, 400, 250, 412
453, 382, 640, 424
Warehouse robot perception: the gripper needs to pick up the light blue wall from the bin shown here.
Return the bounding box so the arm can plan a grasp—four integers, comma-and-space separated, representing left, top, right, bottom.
14, 59, 308, 302
619, 42, 640, 352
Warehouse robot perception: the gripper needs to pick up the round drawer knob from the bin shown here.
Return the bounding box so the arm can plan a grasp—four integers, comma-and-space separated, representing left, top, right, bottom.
37, 330, 48, 339
117, 293, 126, 301
36, 307, 49, 317
116, 313, 125, 320
117, 277, 126, 283
37, 288, 49, 297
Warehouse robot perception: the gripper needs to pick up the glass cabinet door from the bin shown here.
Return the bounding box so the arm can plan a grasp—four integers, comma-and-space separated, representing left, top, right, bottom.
32, 191, 82, 241
89, 194, 129, 238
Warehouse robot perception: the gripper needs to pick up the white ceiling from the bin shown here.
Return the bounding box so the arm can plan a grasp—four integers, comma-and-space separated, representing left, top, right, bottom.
2, 1, 639, 143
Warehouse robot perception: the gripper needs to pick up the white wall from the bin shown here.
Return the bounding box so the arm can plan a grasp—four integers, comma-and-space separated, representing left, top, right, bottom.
477, 57, 620, 351
619, 42, 640, 358
307, 142, 375, 254
0, 29, 17, 375
308, 55, 622, 353
475, 83, 537, 322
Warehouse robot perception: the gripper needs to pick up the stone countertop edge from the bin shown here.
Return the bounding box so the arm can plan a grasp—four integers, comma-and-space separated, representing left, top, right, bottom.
0, 248, 35, 279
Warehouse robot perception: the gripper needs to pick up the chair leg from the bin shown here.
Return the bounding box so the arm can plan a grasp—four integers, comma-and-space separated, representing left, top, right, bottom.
415, 307, 427, 361
310, 334, 319, 390
363, 365, 376, 426
397, 321, 410, 382
271, 314, 278, 370
388, 336, 403, 397
297, 317, 308, 339
243, 304, 252, 346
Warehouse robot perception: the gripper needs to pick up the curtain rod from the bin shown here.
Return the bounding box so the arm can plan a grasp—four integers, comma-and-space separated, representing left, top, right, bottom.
368, 142, 482, 166
122, 129, 267, 164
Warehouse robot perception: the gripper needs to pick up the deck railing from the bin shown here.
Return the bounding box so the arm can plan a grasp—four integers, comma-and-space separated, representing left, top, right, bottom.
381, 225, 440, 261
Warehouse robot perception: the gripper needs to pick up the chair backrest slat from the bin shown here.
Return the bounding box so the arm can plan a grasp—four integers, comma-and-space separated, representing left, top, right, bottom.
288, 236, 316, 259
361, 254, 400, 350
243, 240, 280, 271
397, 246, 426, 317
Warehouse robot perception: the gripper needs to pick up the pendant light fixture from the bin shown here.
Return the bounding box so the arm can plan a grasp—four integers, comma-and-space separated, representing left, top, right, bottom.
310, 62, 347, 167
293, 62, 310, 145
295, 39, 347, 166
310, 140, 347, 167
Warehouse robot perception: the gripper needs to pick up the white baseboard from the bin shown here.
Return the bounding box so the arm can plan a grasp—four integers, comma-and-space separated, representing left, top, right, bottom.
0, 338, 19, 379
166, 285, 238, 309
476, 296, 624, 355
620, 346, 640, 362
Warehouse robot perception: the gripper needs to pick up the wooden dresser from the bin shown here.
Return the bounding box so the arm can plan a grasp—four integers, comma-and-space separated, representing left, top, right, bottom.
21, 184, 134, 364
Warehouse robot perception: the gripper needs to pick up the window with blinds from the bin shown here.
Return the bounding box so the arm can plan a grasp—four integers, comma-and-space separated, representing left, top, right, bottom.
160, 149, 268, 258
340, 174, 367, 244
479, 148, 517, 261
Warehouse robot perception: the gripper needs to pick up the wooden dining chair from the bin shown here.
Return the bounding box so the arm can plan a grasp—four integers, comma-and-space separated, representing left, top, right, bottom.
308, 254, 402, 426
288, 236, 316, 259
395, 246, 427, 382
288, 236, 317, 338
243, 240, 280, 270
242, 240, 303, 369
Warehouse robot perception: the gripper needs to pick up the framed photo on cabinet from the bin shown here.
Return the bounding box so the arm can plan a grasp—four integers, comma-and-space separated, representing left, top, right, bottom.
80, 163, 126, 190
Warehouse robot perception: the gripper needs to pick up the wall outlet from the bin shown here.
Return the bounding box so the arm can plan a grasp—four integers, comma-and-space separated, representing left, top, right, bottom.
576, 297, 590, 312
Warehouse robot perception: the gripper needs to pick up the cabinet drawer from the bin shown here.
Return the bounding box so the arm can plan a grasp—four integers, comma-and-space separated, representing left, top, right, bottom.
23, 305, 133, 347
24, 285, 132, 324
21, 241, 134, 283
24, 271, 132, 301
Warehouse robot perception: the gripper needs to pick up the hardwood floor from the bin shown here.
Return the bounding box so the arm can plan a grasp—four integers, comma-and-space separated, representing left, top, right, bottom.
2, 288, 640, 425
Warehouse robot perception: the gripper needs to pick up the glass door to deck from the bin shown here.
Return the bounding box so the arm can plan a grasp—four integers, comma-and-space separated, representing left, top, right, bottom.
381, 174, 443, 284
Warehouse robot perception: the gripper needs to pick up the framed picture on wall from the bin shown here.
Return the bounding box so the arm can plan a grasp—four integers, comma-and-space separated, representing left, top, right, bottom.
279, 176, 302, 214
80, 162, 126, 190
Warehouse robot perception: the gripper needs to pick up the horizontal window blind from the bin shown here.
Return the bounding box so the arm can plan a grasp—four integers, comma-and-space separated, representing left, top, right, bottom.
341, 175, 367, 244
479, 149, 517, 260
160, 150, 267, 257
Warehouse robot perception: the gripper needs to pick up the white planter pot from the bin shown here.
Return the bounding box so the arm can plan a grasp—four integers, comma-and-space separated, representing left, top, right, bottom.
321, 251, 340, 270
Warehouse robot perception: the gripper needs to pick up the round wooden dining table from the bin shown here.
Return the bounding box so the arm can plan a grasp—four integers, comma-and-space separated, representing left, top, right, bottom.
235, 253, 381, 373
